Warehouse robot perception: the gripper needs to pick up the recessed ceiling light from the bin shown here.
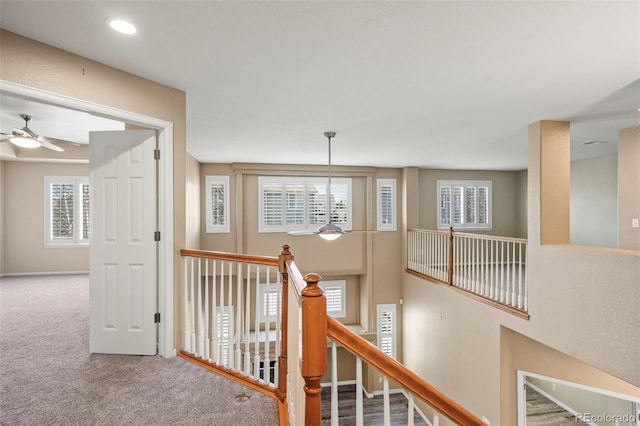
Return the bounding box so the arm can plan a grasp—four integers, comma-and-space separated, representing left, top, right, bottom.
108, 19, 137, 35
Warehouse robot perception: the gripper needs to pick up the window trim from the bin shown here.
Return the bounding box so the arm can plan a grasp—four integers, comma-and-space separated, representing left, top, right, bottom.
258, 176, 352, 233
44, 176, 90, 247
377, 178, 397, 232
319, 279, 346, 319
205, 175, 230, 233
437, 179, 492, 231
377, 304, 397, 359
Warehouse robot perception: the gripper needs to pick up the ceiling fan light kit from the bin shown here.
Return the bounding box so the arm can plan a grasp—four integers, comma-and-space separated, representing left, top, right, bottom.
10, 135, 40, 148
1, 114, 65, 152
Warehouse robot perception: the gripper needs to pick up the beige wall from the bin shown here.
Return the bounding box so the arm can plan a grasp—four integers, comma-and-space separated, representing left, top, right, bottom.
402, 120, 640, 425
418, 168, 525, 238
0, 30, 186, 346
186, 153, 201, 250
0, 160, 4, 273
3, 161, 90, 273
618, 126, 640, 250
515, 170, 528, 238
570, 154, 618, 248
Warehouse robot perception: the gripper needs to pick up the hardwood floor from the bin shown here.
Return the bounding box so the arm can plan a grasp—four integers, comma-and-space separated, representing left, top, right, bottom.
526, 385, 588, 426
321, 384, 427, 425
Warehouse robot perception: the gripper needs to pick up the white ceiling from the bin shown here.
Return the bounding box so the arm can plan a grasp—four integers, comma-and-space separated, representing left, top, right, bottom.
0, 1, 638, 170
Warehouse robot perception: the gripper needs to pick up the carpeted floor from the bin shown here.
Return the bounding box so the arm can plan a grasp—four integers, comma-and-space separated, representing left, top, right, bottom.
0, 274, 279, 426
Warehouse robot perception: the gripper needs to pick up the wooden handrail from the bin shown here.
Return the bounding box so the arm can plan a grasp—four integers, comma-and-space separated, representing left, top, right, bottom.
326, 317, 485, 426
180, 248, 279, 266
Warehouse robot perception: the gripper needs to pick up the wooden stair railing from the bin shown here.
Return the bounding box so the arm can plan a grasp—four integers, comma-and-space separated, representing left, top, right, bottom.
283, 249, 485, 426
327, 317, 485, 426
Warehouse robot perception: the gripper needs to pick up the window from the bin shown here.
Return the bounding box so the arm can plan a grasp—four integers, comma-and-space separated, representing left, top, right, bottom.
205, 175, 230, 233
319, 280, 346, 318
377, 304, 396, 359
259, 177, 352, 233
257, 283, 282, 323
214, 305, 233, 365
437, 180, 492, 230
377, 179, 396, 231
44, 176, 90, 246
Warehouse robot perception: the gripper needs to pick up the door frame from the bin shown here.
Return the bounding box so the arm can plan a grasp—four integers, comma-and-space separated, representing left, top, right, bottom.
1, 80, 175, 357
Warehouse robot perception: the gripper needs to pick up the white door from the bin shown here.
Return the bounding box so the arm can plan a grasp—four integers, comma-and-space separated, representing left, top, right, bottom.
89, 130, 157, 355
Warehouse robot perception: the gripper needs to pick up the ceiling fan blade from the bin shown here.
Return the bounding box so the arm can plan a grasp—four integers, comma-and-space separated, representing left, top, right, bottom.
41, 139, 65, 152
12, 128, 30, 137
0, 134, 12, 140
287, 229, 319, 236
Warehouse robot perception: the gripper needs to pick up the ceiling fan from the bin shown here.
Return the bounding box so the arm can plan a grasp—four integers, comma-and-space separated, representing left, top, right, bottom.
288, 131, 375, 241
0, 114, 67, 152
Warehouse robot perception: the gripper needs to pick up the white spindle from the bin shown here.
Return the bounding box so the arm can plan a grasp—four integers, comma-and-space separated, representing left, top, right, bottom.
211, 260, 218, 364
264, 268, 271, 384
204, 259, 210, 360
189, 257, 196, 354
183, 256, 190, 353
244, 263, 251, 376
500, 241, 505, 303
434, 410, 440, 426
407, 392, 415, 426
274, 270, 281, 387
254, 266, 261, 380
383, 376, 391, 426
197, 258, 204, 357
331, 340, 338, 426
220, 261, 226, 366
227, 262, 234, 370
356, 357, 363, 426
235, 262, 243, 371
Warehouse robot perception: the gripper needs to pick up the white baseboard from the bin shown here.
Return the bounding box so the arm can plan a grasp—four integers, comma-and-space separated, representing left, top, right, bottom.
0, 271, 89, 278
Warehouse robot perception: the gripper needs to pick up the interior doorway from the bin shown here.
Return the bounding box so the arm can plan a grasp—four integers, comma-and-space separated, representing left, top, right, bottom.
0, 80, 175, 357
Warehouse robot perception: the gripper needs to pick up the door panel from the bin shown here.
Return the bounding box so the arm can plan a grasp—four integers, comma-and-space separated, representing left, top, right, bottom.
89, 130, 157, 355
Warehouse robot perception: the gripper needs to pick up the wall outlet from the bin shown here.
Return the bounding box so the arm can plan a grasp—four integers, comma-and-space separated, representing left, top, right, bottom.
632, 218, 639, 229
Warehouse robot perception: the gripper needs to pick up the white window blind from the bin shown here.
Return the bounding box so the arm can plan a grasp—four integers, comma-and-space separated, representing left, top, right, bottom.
215, 306, 234, 364
259, 177, 352, 233
319, 280, 346, 318
258, 283, 282, 323
205, 175, 230, 233
437, 180, 492, 230
44, 176, 90, 246
377, 304, 396, 359
377, 179, 397, 231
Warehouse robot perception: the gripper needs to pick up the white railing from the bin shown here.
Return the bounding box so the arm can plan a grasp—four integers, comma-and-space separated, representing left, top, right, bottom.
408, 229, 450, 283
181, 250, 282, 388
453, 232, 527, 312
408, 228, 528, 314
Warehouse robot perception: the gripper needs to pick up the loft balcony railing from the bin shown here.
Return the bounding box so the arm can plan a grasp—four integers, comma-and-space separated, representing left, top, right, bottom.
407, 228, 528, 316
180, 245, 485, 425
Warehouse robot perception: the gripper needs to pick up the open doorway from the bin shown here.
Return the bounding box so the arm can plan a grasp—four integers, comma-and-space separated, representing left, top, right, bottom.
0, 80, 175, 357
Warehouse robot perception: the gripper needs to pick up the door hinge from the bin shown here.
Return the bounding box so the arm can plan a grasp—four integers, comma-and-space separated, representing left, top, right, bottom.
154, 312, 161, 323
154, 231, 161, 241
154, 149, 160, 160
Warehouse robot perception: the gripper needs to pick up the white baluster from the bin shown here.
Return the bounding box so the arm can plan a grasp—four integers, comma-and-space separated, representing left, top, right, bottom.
331, 340, 338, 426
254, 266, 261, 380
235, 262, 242, 371
197, 258, 204, 357
189, 257, 196, 354
356, 357, 363, 426
204, 259, 210, 360
219, 261, 226, 366
211, 260, 218, 364
227, 262, 234, 370
264, 268, 271, 384
407, 392, 415, 426
383, 376, 391, 426
183, 256, 190, 353
434, 410, 440, 426
274, 269, 281, 388
244, 263, 251, 376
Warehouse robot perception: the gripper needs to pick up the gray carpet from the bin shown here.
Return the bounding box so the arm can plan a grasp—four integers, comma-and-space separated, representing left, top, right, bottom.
0, 274, 279, 426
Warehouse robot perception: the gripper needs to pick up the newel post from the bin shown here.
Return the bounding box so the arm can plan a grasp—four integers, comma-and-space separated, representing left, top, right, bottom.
301, 272, 327, 426
448, 227, 454, 285
276, 244, 293, 402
